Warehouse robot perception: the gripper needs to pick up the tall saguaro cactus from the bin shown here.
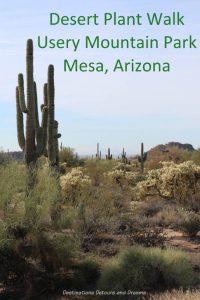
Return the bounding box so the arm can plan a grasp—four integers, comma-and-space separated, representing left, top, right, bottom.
106, 148, 112, 160
121, 148, 128, 164
25, 39, 36, 164
138, 142, 147, 173
47, 64, 55, 165
16, 39, 61, 166
96, 142, 101, 160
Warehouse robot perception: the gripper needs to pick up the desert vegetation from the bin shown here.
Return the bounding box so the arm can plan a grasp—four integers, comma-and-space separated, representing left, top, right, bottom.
0, 39, 200, 299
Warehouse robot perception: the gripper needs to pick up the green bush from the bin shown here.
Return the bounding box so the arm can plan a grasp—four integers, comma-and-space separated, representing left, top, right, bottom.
84, 160, 116, 186
0, 151, 9, 166
0, 246, 28, 286
98, 246, 197, 299
73, 258, 101, 289
0, 162, 27, 210
59, 146, 84, 167
0, 162, 80, 280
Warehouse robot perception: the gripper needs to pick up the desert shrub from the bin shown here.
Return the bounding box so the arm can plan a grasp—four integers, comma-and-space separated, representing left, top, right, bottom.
186, 192, 200, 212
98, 246, 196, 298
180, 211, 200, 238
134, 198, 181, 228
73, 258, 101, 289
135, 197, 164, 218
0, 246, 28, 286
118, 212, 166, 247
151, 207, 181, 228
77, 182, 129, 235
23, 231, 79, 272
59, 146, 84, 167
26, 166, 61, 225
0, 162, 27, 210
84, 160, 116, 186
2, 165, 62, 232
127, 224, 166, 248
0, 151, 10, 166
60, 163, 132, 236
135, 161, 200, 203
0, 163, 81, 279
56, 204, 78, 230
191, 148, 200, 165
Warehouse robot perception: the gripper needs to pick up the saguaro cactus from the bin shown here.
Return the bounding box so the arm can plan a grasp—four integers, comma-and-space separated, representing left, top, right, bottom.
16, 40, 39, 164
96, 142, 101, 160
24, 39, 36, 164
106, 148, 112, 160
121, 148, 128, 164
47, 64, 55, 165
16, 39, 61, 166
138, 142, 147, 173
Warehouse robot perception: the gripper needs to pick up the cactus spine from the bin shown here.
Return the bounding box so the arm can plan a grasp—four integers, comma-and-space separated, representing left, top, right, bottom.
138, 142, 147, 173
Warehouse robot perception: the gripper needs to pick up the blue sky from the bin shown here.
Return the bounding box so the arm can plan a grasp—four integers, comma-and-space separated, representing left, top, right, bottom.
0, 0, 200, 156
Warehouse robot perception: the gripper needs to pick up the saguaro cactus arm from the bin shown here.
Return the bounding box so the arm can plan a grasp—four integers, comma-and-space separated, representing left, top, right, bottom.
16, 86, 25, 150
18, 73, 28, 113
34, 81, 40, 130
53, 120, 61, 166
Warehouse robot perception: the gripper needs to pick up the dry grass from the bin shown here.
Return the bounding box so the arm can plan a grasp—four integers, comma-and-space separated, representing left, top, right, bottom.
150, 289, 200, 300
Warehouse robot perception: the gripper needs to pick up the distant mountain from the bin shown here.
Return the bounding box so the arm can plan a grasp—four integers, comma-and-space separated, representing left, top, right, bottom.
147, 142, 195, 162
148, 142, 195, 154
165, 142, 195, 152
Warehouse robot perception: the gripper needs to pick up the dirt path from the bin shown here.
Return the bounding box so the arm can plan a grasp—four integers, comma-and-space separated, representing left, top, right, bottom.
164, 229, 200, 253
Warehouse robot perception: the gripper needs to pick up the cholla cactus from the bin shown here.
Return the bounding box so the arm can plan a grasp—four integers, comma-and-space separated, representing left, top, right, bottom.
107, 169, 141, 186
136, 161, 200, 202
60, 168, 91, 202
